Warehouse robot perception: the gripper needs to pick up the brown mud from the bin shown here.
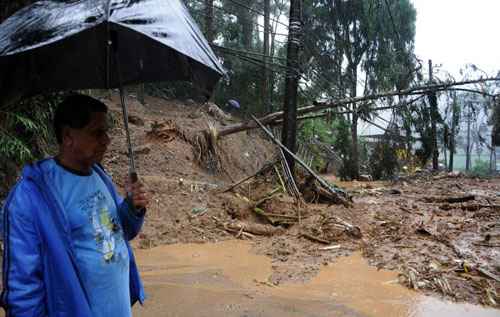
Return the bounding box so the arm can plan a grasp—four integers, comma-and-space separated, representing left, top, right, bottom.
133, 240, 499, 316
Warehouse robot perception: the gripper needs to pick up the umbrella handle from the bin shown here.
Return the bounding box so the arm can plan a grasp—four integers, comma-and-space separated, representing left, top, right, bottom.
126, 171, 143, 214
127, 171, 139, 200
130, 171, 138, 183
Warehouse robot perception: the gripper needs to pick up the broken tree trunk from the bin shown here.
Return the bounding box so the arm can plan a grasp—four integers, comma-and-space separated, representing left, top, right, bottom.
213, 77, 500, 139
251, 115, 351, 207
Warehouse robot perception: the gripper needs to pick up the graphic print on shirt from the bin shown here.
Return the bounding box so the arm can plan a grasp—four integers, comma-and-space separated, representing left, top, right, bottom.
78, 190, 124, 263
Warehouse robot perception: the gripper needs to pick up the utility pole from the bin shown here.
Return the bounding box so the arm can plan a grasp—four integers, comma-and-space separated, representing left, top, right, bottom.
262, 0, 271, 113
428, 60, 439, 171
281, 0, 302, 175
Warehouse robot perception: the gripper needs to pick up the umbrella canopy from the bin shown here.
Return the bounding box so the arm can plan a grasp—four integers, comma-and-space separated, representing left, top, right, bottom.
0, 0, 226, 105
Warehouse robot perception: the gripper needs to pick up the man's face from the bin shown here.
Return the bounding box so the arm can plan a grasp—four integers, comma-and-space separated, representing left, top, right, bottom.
65, 112, 110, 166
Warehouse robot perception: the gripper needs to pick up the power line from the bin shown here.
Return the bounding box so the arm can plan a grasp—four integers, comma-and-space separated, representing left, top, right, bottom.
190, 0, 289, 32
188, 7, 289, 47
213, 46, 295, 74
189, 6, 289, 38
223, 0, 290, 30
211, 44, 288, 62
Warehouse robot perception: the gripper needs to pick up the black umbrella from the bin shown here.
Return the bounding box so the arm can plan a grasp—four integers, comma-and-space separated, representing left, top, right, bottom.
0, 0, 226, 181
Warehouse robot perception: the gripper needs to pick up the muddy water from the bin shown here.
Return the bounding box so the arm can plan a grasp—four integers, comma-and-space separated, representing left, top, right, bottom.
133, 240, 499, 317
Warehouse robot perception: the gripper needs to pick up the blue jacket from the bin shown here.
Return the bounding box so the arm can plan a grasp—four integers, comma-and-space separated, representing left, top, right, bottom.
1, 159, 145, 316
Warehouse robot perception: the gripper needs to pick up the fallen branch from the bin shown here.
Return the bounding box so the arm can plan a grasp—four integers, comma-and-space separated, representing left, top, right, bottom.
445, 195, 476, 203
265, 212, 299, 219
254, 188, 281, 207
214, 77, 500, 138
473, 242, 500, 247
423, 195, 475, 204
432, 172, 463, 180
439, 204, 500, 211
226, 221, 284, 236
222, 161, 275, 193
223, 226, 255, 239
211, 216, 256, 239
301, 233, 331, 244
476, 267, 500, 283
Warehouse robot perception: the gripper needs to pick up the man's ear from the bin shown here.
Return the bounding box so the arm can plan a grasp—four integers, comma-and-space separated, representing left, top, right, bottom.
61, 126, 74, 147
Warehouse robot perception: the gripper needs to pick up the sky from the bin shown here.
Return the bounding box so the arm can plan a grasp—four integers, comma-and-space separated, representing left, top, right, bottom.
412, 0, 500, 78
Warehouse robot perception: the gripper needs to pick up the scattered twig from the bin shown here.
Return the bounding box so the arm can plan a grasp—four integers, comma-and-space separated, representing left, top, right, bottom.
473, 242, 500, 247
273, 165, 288, 194
278, 146, 302, 200
265, 213, 299, 219
301, 233, 331, 244
222, 162, 275, 192
399, 206, 424, 216
254, 188, 281, 207
318, 245, 341, 251
476, 267, 500, 283
439, 204, 500, 211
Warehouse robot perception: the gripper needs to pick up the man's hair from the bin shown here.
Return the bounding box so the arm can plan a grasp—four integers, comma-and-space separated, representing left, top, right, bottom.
54, 94, 108, 144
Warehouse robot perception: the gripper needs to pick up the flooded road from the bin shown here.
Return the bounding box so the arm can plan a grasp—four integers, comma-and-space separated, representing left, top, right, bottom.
133, 240, 499, 317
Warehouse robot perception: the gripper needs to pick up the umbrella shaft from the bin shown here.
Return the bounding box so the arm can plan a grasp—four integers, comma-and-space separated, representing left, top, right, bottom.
119, 87, 136, 175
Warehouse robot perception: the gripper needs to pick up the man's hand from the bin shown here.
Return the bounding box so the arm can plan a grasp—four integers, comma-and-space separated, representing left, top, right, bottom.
125, 178, 149, 210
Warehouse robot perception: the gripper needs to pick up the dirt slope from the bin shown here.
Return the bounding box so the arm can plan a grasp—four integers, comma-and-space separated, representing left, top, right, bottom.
102, 94, 276, 246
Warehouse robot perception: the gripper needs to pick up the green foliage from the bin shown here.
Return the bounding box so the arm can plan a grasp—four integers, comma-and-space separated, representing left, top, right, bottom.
298, 118, 335, 144
0, 95, 60, 164
296, 116, 355, 174
469, 159, 490, 177
333, 117, 356, 179
470, 159, 490, 177
368, 140, 399, 180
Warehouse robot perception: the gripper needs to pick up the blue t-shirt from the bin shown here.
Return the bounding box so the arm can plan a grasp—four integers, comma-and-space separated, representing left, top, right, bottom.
43, 159, 131, 317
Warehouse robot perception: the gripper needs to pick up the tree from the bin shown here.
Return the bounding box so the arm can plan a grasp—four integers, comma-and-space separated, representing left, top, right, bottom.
204, 0, 215, 43
300, 0, 417, 179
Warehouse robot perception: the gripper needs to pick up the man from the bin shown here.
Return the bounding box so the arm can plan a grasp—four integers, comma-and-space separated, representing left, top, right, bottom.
1, 94, 148, 316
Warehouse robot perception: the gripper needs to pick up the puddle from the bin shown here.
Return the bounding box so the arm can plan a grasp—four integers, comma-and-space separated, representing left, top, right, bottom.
132, 240, 499, 317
